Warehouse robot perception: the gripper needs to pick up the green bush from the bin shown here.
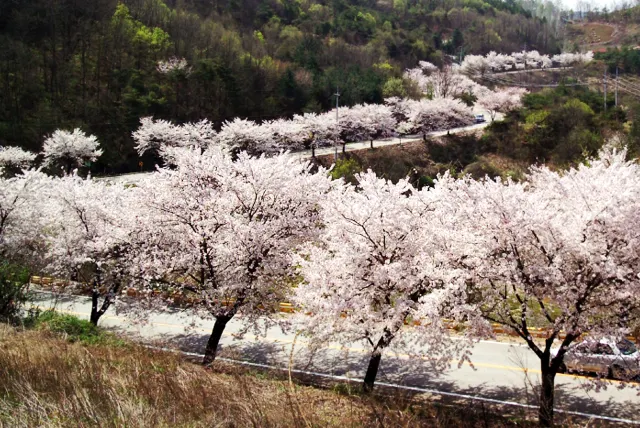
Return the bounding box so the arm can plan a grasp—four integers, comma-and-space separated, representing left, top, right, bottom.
330, 157, 361, 184
0, 262, 31, 324
33, 310, 125, 346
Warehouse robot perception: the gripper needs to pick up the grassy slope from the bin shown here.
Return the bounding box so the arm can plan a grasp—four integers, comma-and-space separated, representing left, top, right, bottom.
0, 323, 532, 428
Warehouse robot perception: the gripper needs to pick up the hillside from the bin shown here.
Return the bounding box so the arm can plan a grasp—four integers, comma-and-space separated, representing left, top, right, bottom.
566, 6, 640, 49
0, 0, 561, 173
0, 322, 534, 427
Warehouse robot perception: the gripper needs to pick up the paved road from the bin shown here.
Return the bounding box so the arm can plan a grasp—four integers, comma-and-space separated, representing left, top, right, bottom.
97, 108, 499, 185
33, 293, 640, 424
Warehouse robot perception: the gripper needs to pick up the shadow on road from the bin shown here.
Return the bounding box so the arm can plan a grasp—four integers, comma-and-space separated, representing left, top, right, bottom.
117, 327, 640, 423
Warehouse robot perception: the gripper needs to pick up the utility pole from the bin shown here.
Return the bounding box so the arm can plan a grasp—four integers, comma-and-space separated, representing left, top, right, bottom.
604, 69, 607, 112
333, 87, 340, 162
615, 66, 619, 107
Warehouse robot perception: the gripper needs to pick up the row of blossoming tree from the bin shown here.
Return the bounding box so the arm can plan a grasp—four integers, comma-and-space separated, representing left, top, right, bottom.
132, 96, 478, 159
0, 129, 102, 178
1, 132, 639, 425
460, 50, 594, 75
403, 60, 527, 120
0, 96, 476, 176
1, 55, 531, 169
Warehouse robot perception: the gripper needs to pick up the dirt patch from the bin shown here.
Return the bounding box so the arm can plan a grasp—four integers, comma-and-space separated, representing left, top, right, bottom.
567, 22, 620, 47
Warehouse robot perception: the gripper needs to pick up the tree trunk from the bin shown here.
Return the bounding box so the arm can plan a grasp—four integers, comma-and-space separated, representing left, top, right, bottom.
90, 288, 101, 325
203, 315, 232, 365
370, 139, 373, 149
539, 365, 556, 427
311, 146, 315, 158
363, 351, 382, 393
342, 143, 346, 154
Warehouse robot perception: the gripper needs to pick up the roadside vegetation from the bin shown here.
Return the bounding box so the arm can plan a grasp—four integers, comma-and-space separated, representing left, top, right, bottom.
0, 317, 531, 428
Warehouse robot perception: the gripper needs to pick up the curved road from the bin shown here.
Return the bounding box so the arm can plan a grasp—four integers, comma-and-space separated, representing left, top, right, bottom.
33, 293, 640, 424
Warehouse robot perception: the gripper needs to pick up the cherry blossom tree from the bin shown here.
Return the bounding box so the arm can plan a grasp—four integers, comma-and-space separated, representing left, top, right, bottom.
461, 50, 593, 76
478, 87, 527, 121
451, 146, 640, 426
261, 118, 310, 153
157, 57, 191, 75
460, 54, 489, 76
404, 64, 490, 100
338, 104, 396, 149
215, 118, 274, 156
404, 98, 474, 138
133, 117, 216, 160
293, 112, 339, 157
552, 51, 594, 67
129, 147, 331, 364
41, 129, 103, 175
41, 174, 135, 325
0, 146, 37, 177
293, 171, 476, 392
0, 170, 52, 265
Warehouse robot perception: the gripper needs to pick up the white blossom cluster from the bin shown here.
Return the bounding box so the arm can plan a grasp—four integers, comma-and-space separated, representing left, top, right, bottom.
42, 129, 103, 172
156, 57, 191, 75
404, 61, 528, 120
477, 87, 528, 120
0, 146, 36, 175
133, 117, 217, 157
404, 63, 492, 100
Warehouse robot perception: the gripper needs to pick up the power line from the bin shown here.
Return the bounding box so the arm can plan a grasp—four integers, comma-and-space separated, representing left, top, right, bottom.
614, 82, 640, 99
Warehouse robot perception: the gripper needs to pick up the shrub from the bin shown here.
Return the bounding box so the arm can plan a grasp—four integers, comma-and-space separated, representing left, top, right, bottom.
330, 157, 361, 184
33, 310, 125, 346
428, 134, 480, 167
463, 158, 503, 180
0, 262, 30, 324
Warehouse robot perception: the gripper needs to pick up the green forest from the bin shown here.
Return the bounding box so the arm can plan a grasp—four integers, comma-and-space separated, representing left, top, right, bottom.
0, 0, 561, 173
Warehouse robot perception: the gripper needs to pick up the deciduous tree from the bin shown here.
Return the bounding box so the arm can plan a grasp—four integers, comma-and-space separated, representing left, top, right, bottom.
41, 129, 103, 175
42, 174, 135, 325
130, 147, 331, 364
0, 146, 37, 177
452, 146, 640, 426
294, 171, 475, 392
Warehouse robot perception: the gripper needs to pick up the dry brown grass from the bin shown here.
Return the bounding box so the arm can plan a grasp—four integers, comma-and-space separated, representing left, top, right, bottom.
0, 324, 527, 428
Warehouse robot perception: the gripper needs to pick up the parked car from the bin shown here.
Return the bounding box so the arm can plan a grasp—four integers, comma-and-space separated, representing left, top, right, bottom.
552, 338, 640, 380
474, 114, 486, 123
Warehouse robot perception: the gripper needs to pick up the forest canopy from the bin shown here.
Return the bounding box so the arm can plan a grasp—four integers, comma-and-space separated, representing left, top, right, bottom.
0, 0, 561, 173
